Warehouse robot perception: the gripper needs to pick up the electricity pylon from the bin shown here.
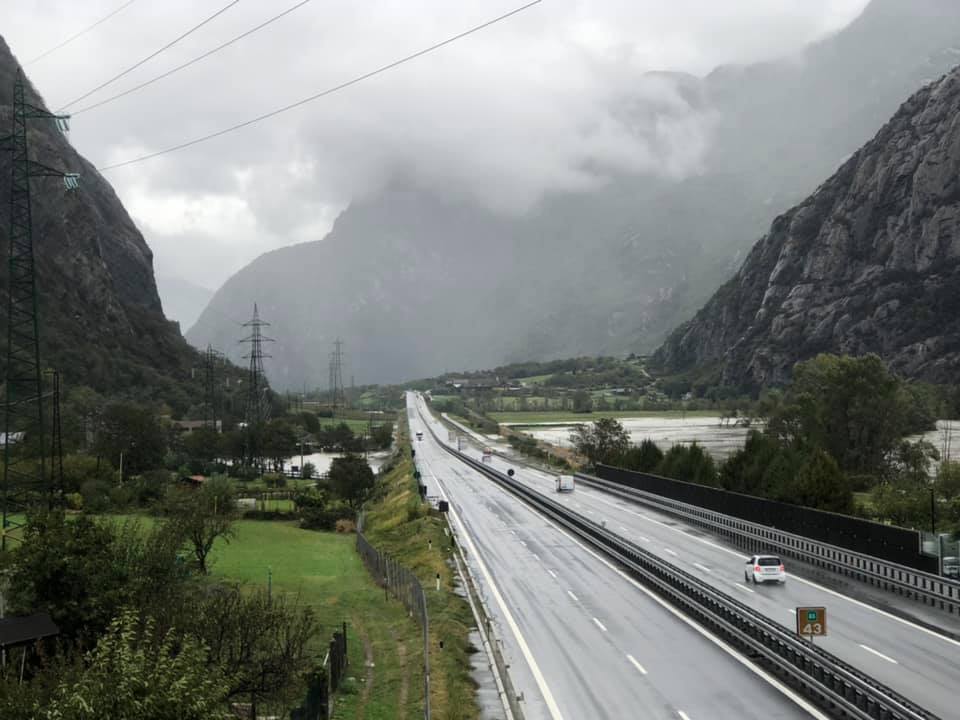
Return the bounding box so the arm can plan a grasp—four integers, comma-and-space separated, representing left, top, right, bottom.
240, 304, 273, 473
328, 338, 345, 412
202, 344, 224, 431
0, 69, 78, 549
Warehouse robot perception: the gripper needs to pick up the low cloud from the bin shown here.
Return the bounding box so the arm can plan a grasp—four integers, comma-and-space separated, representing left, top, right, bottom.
7, 0, 870, 288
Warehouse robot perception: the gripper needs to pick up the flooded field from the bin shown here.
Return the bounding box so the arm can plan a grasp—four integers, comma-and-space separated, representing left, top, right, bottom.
518, 417, 960, 465
284, 450, 390, 476
515, 416, 756, 460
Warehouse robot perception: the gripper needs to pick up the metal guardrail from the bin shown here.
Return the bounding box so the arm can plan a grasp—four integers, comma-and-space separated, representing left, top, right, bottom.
420, 413, 940, 720
355, 527, 431, 720
574, 472, 960, 616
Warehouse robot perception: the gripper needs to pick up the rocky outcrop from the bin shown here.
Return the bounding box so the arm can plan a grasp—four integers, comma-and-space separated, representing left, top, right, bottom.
653, 65, 960, 387
0, 36, 207, 403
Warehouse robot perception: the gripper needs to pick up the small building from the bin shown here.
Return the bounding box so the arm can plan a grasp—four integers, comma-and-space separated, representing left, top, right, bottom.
0, 612, 59, 667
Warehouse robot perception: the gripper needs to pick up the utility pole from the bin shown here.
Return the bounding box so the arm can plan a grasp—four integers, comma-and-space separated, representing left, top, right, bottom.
0, 69, 78, 550
240, 304, 273, 474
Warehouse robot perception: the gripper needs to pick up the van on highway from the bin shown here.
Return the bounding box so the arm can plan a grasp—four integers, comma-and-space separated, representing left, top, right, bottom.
416, 431, 423, 441
556, 475, 574, 493
943, 556, 959, 578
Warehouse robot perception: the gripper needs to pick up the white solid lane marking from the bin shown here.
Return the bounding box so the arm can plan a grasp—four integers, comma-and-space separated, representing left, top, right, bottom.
626, 654, 648, 675
419, 452, 566, 720
593, 617, 608, 632
575, 483, 960, 649
547, 569, 557, 579
734, 583, 755, 593
663, 548, 678, 556
693, 562, 711, 573
859, 644, 898, 665
567, 590, 579, 603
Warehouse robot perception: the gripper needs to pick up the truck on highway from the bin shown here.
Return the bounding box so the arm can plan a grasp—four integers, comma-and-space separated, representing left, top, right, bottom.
555, 475, 574, 493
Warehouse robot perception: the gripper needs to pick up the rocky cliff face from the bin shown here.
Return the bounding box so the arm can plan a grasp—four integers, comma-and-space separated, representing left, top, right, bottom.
653, 65, 960, 387
0, 36, 205, 403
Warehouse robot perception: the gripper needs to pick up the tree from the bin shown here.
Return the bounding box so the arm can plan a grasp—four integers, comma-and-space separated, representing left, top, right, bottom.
655, 443, 718, 486
618, 438, 663, 472
782, 449, 853, 513
570, 418, 630, 468
183, 426, 221, 464
327, 453, 375, 510
369, 422, 394, 450
262, 419, 298, 472
302, 462, 316, 479
39, 610, 229, 720
93, 401, 168, 475
766, 354, 928, 474
571, 390, 593, 414
165, 476, 236, 574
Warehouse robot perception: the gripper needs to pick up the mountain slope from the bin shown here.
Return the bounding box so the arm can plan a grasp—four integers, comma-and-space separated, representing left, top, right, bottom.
157, 274, 214, 333
653, 64, 960, 388
189, 0, 960, 386
0, 37, 214, 408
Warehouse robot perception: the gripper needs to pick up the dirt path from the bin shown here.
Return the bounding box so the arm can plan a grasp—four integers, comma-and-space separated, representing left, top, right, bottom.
395, 635, 409, 720
355, 623, 375, 718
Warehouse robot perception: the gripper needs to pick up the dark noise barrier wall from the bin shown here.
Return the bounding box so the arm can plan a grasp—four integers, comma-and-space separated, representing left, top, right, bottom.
595, 464, 937, 573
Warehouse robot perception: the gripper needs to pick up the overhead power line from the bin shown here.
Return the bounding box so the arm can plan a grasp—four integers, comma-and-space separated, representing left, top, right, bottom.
26, 0, 141, 66
74, 0, 312, 116
59, 0, 241, 111
97, 0, 543, 172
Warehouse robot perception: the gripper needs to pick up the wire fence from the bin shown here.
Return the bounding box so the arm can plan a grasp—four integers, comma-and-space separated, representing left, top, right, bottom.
290, 622, 349, 720
355, 522, 431, 720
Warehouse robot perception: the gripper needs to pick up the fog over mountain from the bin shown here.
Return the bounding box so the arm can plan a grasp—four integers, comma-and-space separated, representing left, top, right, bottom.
187, 0, 960, 387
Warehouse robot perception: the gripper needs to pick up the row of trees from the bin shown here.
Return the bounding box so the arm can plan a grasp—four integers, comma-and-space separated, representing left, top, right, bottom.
570, 355, 959, 531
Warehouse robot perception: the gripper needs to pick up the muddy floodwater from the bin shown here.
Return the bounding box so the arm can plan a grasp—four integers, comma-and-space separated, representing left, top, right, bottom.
513, 416, 756, 460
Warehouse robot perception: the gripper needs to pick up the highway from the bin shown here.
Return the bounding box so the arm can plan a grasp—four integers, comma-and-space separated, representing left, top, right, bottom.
408, 393, 825, 720
427, 400, 960, 720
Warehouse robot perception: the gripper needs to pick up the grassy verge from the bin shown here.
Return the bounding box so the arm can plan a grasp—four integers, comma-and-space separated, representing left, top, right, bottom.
491, 409, 721, 424
209, 520, 422, 720
362, 431, 480, 719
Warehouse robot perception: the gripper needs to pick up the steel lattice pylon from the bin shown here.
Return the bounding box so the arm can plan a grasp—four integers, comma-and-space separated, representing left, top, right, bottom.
1, 69, 77, 549
328, 337, 345, 412
240, 304, 273, 473
203, 344, 224, 431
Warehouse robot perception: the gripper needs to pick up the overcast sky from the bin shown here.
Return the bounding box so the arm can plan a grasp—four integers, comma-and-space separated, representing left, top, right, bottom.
7, 1, 870, 294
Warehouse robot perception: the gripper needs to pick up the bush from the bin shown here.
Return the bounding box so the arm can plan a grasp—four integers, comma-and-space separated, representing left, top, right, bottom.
65, 492, 83, 511
243, 510, 293, 521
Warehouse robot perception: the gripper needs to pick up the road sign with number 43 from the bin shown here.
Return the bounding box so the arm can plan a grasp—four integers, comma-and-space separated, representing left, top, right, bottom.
796, 606, 827, 637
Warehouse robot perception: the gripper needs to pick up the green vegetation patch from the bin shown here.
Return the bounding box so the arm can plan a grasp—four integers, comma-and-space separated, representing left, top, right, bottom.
361, 434, 480, 719
210, 521, 423, 719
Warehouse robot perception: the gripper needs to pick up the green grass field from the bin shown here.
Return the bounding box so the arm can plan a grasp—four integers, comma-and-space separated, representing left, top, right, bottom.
491, 409, 720, 424
210, 521, 423, 720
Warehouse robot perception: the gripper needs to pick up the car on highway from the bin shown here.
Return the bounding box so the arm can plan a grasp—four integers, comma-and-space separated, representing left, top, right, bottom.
416, 431, 423, 441
943, 556, 959, 578
744, 554, 786, 584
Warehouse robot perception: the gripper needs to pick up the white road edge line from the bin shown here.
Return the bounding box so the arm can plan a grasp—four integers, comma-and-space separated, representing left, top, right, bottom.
420, 453, 566, 720
859, 644, 898, 665
569, 480, 960, 649
593, 617, 608, 632
626, 653, 648, 675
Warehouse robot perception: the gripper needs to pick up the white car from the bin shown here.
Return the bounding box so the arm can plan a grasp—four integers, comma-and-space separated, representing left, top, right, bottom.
744, 554, 786, 584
